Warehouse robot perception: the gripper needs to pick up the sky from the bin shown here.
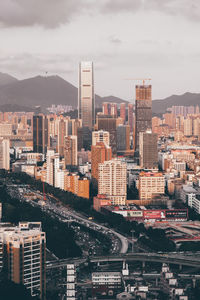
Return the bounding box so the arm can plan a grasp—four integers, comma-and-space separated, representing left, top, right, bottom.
0, 0, 200, 101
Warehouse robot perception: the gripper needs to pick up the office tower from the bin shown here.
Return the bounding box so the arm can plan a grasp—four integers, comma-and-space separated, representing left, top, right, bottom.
0, 138, 10, 170
92, 130, 110, 147
117, 125, 130, 152
139, 130, 158, 169
128, 103, 134, 133
33, 114, 49, 154
64, 136, 77, 166
97, 115, 117, 154
135, 84, 152, 151
91, 142, 112, 181
98, 159, 127, 205
58, 118, 68, 157
139, 172, 165, 201
3, 228, 46, 299
110, 103, 118, 116
102, 102, 117, 116
78, 61, 95, 129
120, 103, 126, 124
46, 150, 60, 186
72, 119, 82, 136
193, 118, 200, 136
102, 102, 109, 115
184, 118, 193, 136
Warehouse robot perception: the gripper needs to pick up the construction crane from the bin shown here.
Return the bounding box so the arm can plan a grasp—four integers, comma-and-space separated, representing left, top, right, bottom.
124, 78, 151, 85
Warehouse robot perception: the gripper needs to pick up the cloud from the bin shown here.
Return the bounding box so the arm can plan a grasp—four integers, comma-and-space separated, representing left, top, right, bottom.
0, 0, 90, 28
0, 53, 75, 77
101, 0, 200, 22
144, 0, 200, 21
101, 0, 141, 13
109, 36, 122, 45
0, 0, 200, 28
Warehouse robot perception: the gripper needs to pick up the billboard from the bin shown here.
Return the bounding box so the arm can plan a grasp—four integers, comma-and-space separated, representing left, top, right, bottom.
127, 210, 143, 217
143, 210, 165, 219
165, 209, 188, 219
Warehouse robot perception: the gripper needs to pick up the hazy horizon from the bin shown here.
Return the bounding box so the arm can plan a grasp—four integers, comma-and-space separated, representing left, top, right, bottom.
0, 0, 200, 100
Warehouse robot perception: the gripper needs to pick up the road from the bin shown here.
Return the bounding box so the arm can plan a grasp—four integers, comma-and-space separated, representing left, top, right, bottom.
46, 252, 200, 269
6, 183, 129, 254
46, 197, 129, 254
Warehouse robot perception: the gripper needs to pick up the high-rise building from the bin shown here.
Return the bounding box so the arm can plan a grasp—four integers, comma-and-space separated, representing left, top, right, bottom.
78, 61, 95, 129
128, 103, 134, 133
102, 102, 117, 117
33, 115, 49, 154
116, 125, 130, 152
2, 225, 46, 299
46, 150, 60, 186
58, 118, 68, 157
98, 159, 127, 205
64, 136, 78, 166
139, 172, 165, 201
0, 138, 10, 170
135, 85, 152, 151
139, 130, 158, 169
120, 103, 126, 124
183, 118, 193, 136
92, 130, 110, 147
97, 115, 117, 154
91, 142, 112, 181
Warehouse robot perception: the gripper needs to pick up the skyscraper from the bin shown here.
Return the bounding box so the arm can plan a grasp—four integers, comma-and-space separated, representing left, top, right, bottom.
139, 130, 158, 169
91, 142, 112, 182
98, 159, 127, 205
78, 62, 95, 130
117, 125, 130, 153
2, 225, 46, 299
33, 114, 49, 154
120, 103, 126, 124
0, 138, 10, 170
135, 85, 152, 151
128, 103, 134, 133
58, 117, 68, 157
64, 136, 78, 166
97, 115, 117, 155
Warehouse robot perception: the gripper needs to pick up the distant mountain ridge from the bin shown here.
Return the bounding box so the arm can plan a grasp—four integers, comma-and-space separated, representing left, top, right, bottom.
0, 72, 18, 86
0, 72, 199, 113
0, 73, 127, 111
152, 92, 200, 114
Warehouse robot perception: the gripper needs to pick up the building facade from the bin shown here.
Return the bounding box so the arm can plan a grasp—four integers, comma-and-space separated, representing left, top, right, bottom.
78, 61, 95, 129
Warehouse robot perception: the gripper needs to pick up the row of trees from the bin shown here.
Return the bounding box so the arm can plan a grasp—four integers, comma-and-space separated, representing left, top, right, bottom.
0, 170, 176, 252
0, 184, 82, 259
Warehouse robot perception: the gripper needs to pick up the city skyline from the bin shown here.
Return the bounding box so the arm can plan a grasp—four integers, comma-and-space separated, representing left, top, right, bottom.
0, 0, 200, 100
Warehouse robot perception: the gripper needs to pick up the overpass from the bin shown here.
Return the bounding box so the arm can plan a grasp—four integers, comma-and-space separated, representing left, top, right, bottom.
46, 252, 200, 270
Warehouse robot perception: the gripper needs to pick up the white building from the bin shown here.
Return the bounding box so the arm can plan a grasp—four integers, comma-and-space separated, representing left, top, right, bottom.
92, 130, 110, 147
0, 138, 10, 170
98, 159, 127, 205
78, 61, 95, 129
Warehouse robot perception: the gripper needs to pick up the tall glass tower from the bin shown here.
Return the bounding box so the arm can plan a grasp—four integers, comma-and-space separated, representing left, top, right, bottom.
78, 61, 95, 130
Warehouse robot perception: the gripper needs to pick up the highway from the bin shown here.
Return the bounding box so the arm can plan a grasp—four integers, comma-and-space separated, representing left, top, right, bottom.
46, 252, 200, 269
44, 194, 129, 254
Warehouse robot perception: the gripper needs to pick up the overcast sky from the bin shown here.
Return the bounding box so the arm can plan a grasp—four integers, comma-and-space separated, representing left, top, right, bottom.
0, 0, 200, 101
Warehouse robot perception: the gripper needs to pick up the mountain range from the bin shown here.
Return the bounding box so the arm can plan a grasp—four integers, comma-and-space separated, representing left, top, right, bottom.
0, 72, 199, 113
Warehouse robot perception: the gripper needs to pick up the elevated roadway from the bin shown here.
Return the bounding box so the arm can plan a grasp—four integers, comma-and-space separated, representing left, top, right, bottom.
46, 252, 200, 270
